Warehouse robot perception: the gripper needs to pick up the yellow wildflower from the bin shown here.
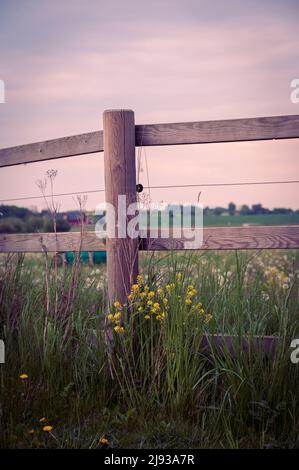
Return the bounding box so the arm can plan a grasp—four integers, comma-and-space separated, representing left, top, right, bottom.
144, 315, 150, 320
157, 288, 163, 296
176, 272, 182, 281
147, 291, 155, 299
185, 298, 192, 305
114, 325, 125, 333
166, 283, 175, 292
127, 294, 133, 302
147, 300, 153, 306
204, 314, 213, 324
131, 284, 139, 293
107, 313, 114, 321
156, 312, 167, 322
43, 425, 53, 432
113, 301, 122, 310
113, 312, 121, 321
137, 274, 143, 285
19, 373, 28, 380
39, 417, 47, 423
99, 436, 109, 445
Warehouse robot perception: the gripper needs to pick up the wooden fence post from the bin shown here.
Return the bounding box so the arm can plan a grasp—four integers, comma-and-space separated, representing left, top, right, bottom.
103, 109, 138, 308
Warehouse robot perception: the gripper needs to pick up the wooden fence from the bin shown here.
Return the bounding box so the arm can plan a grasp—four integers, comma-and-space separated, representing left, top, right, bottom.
1, 110, 299, 309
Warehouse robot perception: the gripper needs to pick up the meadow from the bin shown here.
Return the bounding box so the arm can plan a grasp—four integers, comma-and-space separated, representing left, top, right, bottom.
0, 249, 298, 449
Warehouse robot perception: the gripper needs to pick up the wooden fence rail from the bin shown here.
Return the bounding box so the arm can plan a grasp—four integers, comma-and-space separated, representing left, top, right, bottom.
1, 225, 299, 253
1, 114, 299, 167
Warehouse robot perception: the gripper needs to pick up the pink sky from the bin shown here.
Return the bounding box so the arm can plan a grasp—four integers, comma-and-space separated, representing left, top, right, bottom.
0, 0, 298, 210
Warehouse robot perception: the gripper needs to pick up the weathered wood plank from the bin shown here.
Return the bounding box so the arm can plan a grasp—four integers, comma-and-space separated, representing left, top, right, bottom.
0, 131, 103, 167
1, 225, 298, 252
136, 114, 299, 147
0, 232, 106, 252
142, 225, 299, 250
1, 115, 298, 167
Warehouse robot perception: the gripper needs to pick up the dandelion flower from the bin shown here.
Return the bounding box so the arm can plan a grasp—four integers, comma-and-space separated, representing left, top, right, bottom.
19, 373, 28, 380
204, 314, 213, 324
144, 315, 150, 320
99, 436, 109, 445
113, 312, 121, 321
114, 325, 125, 334
43, 426, 53, 432
113, 301, 122, 310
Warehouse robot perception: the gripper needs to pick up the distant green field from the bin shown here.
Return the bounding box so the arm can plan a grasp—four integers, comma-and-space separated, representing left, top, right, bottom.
203, 213, 299, 226
71, 213, 299, 232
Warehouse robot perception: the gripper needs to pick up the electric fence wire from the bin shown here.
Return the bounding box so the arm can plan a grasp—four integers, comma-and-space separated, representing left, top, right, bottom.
1, 179, 299, 203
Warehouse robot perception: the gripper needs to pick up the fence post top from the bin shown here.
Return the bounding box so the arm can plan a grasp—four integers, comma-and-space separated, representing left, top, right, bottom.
103, 109, 134, 115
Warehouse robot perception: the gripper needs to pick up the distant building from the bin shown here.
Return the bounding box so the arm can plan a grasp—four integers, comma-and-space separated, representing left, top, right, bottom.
65, 211, 88, 225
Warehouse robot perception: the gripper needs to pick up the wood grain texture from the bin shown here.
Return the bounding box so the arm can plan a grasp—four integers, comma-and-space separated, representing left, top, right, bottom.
136, 114, 299, 147
1, 225, 298, 252
0, 131, 103, 167
1, 114, 298, 167
141, 225, 299, 250
103, 109, 138, 306
0, 232, 106, 252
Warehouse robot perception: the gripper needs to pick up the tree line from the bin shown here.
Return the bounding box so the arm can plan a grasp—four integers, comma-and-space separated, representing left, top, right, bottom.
0, 205, 71, 233
204, 202, 298, 216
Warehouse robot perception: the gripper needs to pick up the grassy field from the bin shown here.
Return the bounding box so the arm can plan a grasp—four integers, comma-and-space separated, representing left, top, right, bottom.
0, 250, 299, 448
71, 213, 299, 232
203, 213, 299, 226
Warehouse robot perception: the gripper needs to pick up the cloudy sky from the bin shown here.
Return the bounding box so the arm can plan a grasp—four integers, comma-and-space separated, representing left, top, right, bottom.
0, 0, 298, 211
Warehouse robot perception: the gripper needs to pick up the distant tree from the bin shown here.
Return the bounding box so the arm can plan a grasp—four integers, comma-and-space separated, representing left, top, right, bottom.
212, 207, 227, 215
55, 218, 71, 232
240, 204, 251, 215
0, 204, 33, 219
0, 217, 26, 233
25, 215, 44, 232
42, 216, 70, 232
272, 208, 293, 214
228, 202, 236, 216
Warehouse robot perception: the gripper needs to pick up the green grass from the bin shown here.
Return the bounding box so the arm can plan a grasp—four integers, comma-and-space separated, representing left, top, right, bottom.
70, 213, 299, 233
0, 250, 299, 448
203, 213, 299, 226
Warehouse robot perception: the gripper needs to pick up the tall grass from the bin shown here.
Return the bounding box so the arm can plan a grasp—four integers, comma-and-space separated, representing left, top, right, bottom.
0, 250, 298, 448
